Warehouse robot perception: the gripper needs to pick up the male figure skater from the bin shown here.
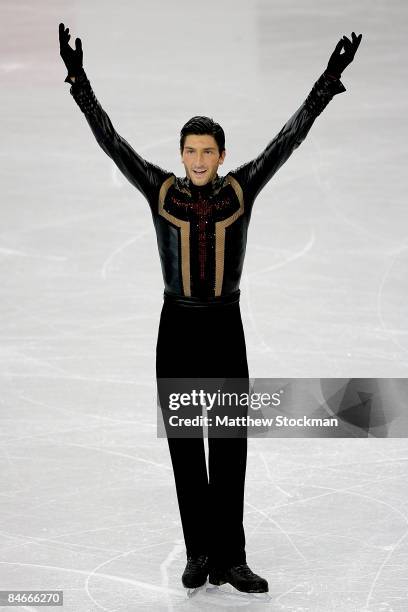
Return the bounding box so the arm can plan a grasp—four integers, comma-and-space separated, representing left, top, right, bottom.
59, 23, 362, 593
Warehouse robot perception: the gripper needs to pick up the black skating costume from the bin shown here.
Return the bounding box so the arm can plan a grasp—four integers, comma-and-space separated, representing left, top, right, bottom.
68, 69, 345, 568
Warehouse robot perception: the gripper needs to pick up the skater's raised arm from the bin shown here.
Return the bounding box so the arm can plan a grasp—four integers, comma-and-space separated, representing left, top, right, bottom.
229, 32, 362, 207
59, 23, 172, 207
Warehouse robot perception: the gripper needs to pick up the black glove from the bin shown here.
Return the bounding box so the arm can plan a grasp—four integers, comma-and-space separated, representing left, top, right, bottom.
59, 22, 84, 83
325, 32, 362, 78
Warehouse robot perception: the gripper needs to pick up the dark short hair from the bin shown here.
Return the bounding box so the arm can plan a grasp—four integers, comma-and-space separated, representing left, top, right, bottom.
180, 116, 225, 154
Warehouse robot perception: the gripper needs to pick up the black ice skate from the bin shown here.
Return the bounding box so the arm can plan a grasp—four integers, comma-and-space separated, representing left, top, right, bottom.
209, 563, 268, 593
181, 554, 209, 588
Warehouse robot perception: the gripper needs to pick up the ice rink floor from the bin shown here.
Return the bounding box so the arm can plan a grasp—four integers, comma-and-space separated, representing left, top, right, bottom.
1, 0, 408, 610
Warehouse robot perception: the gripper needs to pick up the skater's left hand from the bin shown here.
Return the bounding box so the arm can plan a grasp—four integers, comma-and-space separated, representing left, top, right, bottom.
59, 22, 84, 82
325, 32, 362, 78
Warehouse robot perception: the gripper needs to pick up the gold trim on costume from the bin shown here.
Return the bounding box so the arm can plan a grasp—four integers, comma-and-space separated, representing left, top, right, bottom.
158, 175, 191, 296
214, 175, 244, 296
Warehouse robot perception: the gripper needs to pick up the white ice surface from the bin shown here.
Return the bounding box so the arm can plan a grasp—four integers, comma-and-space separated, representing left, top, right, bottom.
1, 0, 408, 610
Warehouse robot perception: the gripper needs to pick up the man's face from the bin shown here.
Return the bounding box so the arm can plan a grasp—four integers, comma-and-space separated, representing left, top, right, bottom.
181, 134, 226, 186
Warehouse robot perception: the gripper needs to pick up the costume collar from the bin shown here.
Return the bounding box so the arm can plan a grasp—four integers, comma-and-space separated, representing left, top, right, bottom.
188, 174, 220, 194
176, 174, 227, 198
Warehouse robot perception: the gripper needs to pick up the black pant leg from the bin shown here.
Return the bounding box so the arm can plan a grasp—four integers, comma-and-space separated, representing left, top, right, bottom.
206, 304, 249, 568
156, 302, 209, 556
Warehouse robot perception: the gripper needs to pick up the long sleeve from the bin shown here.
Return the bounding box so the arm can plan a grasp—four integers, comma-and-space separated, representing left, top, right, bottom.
229, 72, 347, 207
68, 70, 173, 208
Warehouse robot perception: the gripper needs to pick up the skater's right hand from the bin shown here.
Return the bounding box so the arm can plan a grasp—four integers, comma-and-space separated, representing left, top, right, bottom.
59, 22, 84, 81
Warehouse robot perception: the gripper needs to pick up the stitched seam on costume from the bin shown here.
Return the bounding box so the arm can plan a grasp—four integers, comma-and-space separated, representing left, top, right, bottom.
214, 176, 244, 296
158, 176, 191, 297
